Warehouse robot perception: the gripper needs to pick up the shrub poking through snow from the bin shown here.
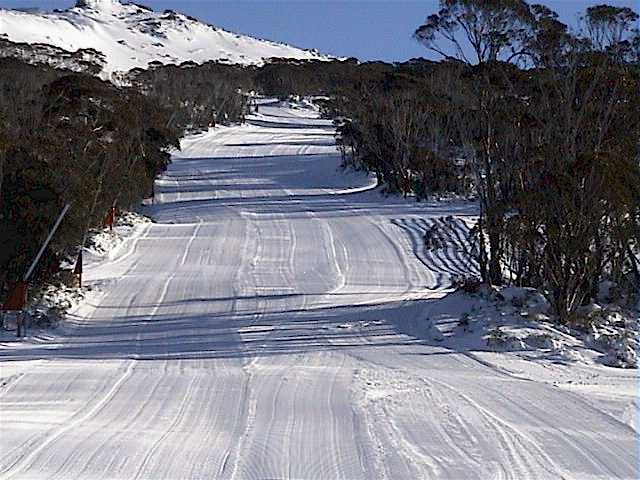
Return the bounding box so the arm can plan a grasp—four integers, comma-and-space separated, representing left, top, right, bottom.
572, 306, 639, 368
448, 280, 639, 367
524, 333, 557, 350
453, 276, 482, 295
485, 327, 527, 351
28, 307, 64, 329
486, 327, 508, 349
13, 284, 88, 333
38, 284, 86, 312
452, 277, 501, 302
572, 305, 628, 335
568, 303, 603, 330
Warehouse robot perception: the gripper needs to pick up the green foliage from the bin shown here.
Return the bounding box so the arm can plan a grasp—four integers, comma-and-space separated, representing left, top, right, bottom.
332, 59, 467, 199
409, 1, 640, 319
254, 58, 363, 98
128, 61, 251, 131
0, 60, 179, 294
296, 1, 640, 320
414, 0, 534, 64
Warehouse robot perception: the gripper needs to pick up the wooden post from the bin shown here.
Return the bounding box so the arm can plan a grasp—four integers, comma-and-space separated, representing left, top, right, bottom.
17, 311, 25, 338
107, 199, 117, 232
110, 204, 116, 232
74, 250, 83, 288
103, 205, 116, 232
2, 282, 29, 338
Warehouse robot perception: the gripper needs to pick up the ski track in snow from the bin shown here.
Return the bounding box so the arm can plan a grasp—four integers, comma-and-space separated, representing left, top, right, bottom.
0, 103, 637, 479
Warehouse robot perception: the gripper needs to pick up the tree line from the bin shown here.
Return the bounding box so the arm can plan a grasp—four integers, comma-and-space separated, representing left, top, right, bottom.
183, 1, 636, 321
0, 58, 180, 295
330, 1, 640, 320
0, 50, 286, 297
0, 51, 289, 296
0, 51, 365, 299
126, 61, 251, 132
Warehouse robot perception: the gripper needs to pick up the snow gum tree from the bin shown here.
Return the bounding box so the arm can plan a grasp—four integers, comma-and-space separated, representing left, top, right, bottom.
583, 5, 639, 52
267, 2, 639, 319
128, 61, 250, 132
414, 0, 534, 64
332, 61, 464, 198
411, 0, 640, 319
0, 59, 179, 295
504, 52, 640, 319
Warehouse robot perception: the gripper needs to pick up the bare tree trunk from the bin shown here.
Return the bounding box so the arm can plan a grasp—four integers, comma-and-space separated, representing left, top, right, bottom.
627, 246, 640, 287
0, 153, 4, 206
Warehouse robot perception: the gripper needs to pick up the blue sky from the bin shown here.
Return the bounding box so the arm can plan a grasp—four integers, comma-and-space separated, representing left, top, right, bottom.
0, 0, 637, 62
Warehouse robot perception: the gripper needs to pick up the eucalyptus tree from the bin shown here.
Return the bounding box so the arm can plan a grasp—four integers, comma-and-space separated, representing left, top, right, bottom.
584, 5, 639, 51
413, 0, 535, 64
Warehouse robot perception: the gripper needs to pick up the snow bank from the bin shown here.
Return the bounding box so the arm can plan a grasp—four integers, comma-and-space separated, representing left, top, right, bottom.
84, 211, 151, 261
499, 286, 551, 314
2, 211, 152, 339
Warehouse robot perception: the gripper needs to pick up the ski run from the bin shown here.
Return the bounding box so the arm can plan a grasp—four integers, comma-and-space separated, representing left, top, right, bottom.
0, 102, 637, 479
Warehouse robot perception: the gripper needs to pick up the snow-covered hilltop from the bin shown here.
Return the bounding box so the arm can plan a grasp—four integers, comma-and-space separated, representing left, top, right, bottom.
0, 0, 331, 75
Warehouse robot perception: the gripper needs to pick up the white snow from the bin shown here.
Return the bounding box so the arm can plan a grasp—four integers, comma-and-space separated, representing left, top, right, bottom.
0, 211, 151, 344
0, 102, 636, 479
82, 211, 152, 264
0, 0, 332, 77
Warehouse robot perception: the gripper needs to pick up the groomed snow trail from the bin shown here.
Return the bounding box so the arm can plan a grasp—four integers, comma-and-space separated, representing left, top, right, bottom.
0, 103, 636, 479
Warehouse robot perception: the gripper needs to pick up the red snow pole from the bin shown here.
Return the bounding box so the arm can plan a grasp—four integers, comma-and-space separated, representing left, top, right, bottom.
74, 250, 83, 288
1, 282, 29, 337
103, 205, 116, 231
1, 282, 28, 311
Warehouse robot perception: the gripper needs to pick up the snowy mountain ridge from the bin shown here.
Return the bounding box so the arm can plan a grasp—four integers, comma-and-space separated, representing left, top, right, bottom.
0, 0, 332, 77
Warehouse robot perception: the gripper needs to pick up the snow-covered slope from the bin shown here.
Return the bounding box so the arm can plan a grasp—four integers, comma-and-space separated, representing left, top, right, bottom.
0, 102, 636, 479
0, 0, 331, 76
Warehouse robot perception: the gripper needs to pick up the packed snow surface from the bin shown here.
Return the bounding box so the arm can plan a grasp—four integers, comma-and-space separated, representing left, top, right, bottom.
0, 0, 330, 75
0, 102, 637, 479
